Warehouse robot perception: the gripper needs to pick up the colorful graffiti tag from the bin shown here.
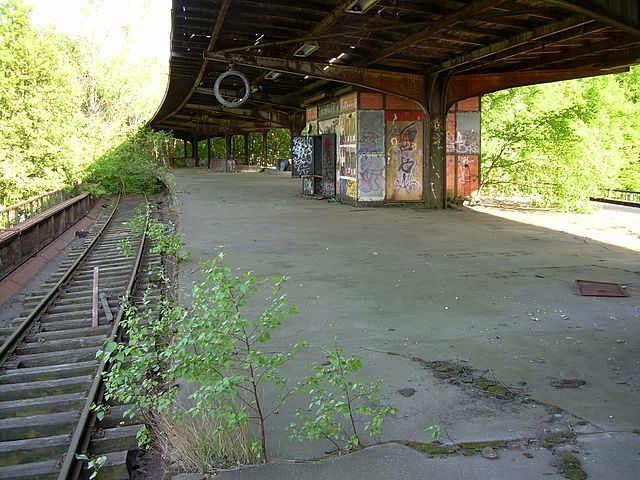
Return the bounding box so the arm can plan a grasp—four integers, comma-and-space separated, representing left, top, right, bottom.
385, 115, 423, 202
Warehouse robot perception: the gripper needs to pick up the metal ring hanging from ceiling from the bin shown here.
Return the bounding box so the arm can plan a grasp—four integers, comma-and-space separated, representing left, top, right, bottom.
214, 68, 250, 107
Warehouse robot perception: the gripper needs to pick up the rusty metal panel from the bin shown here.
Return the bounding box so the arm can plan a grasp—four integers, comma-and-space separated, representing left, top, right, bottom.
306, 106, 318, 122
318, 100, 340, 120
457, 155, 479, 197
385, 114, 424, 202
359, 92, 383, 110
576, 280, 628, 297
340, 93, 357, 113
358, 110, 385, 202
386, 95, 422, 111
446, 154, 456, 196
457, 97, 480, 111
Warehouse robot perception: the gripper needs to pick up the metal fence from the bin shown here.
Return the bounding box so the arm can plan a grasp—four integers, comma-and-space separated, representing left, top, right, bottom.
0, 189, 72, 229
605, 189, 640, 204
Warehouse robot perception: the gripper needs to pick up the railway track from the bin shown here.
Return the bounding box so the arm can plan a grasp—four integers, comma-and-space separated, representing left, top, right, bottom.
0, 196, 160, 479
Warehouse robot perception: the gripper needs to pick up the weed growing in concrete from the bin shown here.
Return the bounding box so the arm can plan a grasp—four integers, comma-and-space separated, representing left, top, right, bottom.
289, 345, 397, 452
171, 255, 306, 462
154, 404, 260, 471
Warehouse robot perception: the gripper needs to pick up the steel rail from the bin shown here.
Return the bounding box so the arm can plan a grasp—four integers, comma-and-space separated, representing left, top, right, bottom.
0, 195, 122, 366
58, 200, 150, 480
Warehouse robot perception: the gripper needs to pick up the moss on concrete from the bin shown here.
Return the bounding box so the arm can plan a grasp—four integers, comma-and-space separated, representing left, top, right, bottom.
457, 440, 508, 454
398, 440, 457, 455
473, 377, 513, 397
540, 431, 577, 449
560, 453, 587, 480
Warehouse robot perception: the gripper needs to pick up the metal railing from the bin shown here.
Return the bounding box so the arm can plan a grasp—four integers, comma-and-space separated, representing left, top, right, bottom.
0, 188, 73, 229
605, 189, 640, 204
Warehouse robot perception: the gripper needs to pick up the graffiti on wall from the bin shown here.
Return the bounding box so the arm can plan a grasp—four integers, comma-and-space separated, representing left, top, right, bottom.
346, 179, 357, 199
457, 154, 479, 197
303, 177, 314, 195
358, 152, 385, 198
339, 113, 356, 145
386, 117, 423, 201
445, 106, 481, 198
338, 145, 357, 199
291, 136, 313, 177
321, 135, 336, 198
357, 110, 385, 201
318, 118, 339, 135
454, 112, 480, 154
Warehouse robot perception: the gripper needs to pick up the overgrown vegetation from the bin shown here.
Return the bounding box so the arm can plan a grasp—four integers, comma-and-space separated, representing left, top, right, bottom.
481, 69, 640, 211
100, 218, 396, 472
289, 345, 397, 452
0, 0, 174, 205
197, 130, 292, 166
85, 128, 173, 196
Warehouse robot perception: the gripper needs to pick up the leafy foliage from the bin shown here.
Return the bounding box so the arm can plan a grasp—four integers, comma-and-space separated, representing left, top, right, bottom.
100, 220, 397, 468
0, 0, 172, 204
0, 0, 86, 204
289, 345, 397, 452
481, 70, 640, 211
85, 128, 173, 195
101, 250, 305, 464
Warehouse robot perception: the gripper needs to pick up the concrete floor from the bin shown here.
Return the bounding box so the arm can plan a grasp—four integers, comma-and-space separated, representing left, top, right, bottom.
173, 169, 640, 478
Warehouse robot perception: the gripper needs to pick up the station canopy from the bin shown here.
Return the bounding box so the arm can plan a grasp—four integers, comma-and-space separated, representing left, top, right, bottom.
150, 0, 640, 139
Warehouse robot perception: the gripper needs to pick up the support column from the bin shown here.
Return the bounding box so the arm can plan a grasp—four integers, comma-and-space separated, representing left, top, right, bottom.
425, 73, 451, 209
225, 131, 232, 160
192, 135, 198, 166
243, 134, 249, 165
183, 139, 188, 160
207, 136, 212, 169
262, 130, 268, 166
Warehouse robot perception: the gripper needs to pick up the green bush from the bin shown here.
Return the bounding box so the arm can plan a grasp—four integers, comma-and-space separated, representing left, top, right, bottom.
86, 128, 171, 195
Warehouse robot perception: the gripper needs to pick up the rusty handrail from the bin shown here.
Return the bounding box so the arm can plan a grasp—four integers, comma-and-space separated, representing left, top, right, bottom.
0, 188, 73, 228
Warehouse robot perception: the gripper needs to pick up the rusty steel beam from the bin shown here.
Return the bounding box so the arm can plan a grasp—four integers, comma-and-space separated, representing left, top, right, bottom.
543, 0, 640, 37
194, 87, 304, 110
184, 102, 291, 127
429, 15, 595, 74
214, 20, 435, 56
455, 23, 607, 73
251, 1, 355, 86
520, 35, 640, 70
158, 0, 231, 124
173, 114, 284, 129
447, 67, 609, 105
205, 52, 427, 109
360, 0, 507, 65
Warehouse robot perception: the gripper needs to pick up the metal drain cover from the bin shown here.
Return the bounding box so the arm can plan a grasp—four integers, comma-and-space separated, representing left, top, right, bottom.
576, 280, 628, 297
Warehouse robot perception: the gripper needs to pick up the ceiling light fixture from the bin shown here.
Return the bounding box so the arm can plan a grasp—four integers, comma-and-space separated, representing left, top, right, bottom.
265, 70, 282, 80
293, 41, 320, 57
345, 0, 381, 14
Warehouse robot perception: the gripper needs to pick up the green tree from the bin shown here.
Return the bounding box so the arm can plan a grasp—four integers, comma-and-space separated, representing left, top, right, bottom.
0, 0, 86, 204
481, 70, 640, 211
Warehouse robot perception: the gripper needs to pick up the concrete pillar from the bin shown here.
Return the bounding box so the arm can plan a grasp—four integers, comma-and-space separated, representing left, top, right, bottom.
243, 134, 249, 165
262, 130, 268, 165
183, 139, 188, 159
207, 136, 212, 170
425, 73, 450, 209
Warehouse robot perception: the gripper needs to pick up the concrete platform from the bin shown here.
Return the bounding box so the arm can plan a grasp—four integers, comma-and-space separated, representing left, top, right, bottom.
173, 169, 640, 479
